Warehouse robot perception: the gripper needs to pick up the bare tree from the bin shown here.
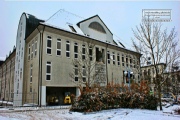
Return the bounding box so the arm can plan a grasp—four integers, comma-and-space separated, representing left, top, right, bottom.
69, 41, 106, 91
132, 18, 180, 110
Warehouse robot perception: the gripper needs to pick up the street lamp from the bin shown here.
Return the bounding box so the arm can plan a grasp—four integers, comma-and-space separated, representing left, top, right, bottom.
124, 70, 133, 89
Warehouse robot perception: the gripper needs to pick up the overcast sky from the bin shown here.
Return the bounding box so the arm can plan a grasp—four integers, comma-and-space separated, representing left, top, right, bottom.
0, 0, 179, 60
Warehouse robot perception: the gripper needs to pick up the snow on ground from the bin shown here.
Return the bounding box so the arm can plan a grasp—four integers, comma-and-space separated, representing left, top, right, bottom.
0, 105, 179, 120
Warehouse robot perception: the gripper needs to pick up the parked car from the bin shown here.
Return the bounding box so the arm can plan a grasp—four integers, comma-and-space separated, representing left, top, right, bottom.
177, 95, 180, 103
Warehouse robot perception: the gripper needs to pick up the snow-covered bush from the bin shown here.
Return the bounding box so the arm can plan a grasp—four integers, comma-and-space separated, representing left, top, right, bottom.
70, 81, 157, 112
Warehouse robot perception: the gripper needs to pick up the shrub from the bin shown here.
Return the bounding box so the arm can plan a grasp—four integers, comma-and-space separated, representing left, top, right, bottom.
70, 81, 157, 112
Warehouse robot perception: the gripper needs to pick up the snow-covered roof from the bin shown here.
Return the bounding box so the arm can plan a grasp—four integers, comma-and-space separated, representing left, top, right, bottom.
44, 9, 84, 35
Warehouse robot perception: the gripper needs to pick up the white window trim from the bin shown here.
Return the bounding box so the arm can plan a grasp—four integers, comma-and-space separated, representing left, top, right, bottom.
34, 39, 37, 57
31, 41, 34, 59
75, 65, 78, 81
89, 46, 92, 61
122, 54, 125, 66
56, 38, 61, 56
117, 53, 120, 66
46, 61, 51, 81
74, 43, 78, 59
112, 52, 115, 65
66, 41, 70, 58
30, 86, 32, 93
28, 44, 30, 60
30, 64, 33, 83
82, 66, 86, 83
82, 44, 86, 60
46, 36, 52, 55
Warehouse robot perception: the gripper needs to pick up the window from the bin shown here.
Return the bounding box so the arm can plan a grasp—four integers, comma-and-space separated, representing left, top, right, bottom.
89, 22, 106, 33
75, 65, 78, 81
112, 52, 115, 65
117, 53, 120, 66
126, 55, 128, 67
89, 46, 92, 61
133, 57, 136, 68
34, 39, 37, 57
57, 39, 61, 56
28, 44, 30, 60
30, 64, 32, 82
107, 51, 110, 64
46, 62, 51, 80
74, 43, 78, 59
148, 69, 151, 75
31, 41, 34, 59
21, 48, 23, 58
30, 86, 32, 93
47, 36, 52, 54
82, 66, 86, 82
130, 56, 132, 67
82, 44, 86, 60
152, 68, 154, 74
66, 41, 70, 57
69, 25, 77, 33
122, 54, 124, 66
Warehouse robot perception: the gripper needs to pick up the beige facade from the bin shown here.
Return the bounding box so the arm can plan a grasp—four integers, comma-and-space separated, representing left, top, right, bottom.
0, 13, 141, 106
23, 19, 141, 106
141, 63, 166, 92
0, 48, 15, 102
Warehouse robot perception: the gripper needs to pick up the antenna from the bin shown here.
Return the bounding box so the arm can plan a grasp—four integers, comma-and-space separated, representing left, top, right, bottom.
46, 9, 64, 22
46, 9, 84, 22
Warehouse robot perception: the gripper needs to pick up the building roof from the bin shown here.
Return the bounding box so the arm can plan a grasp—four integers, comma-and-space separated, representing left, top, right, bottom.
44, 10, 84, 36
24, 13, 45, 39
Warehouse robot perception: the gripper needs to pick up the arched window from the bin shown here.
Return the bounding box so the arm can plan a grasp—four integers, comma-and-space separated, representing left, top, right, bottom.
89, 22, 106, 33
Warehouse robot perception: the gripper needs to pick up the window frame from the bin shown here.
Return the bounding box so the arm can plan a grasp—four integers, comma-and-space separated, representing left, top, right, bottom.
74, 42, 78, 59
30, 64, 33, 83
89, 46, 93, 61
46, 36, 52, 55
66, 41, 70, 58
82, 66, 86, 82
75, 65, 78, 81
112, 52, 115, 65
31, 40, 34, 59
34, 39, 37, 57
82, 44, 86, 60
46, 61, 51, 81
117, 53, 120, 66
122, 54, 124, 66
56, 38, 61, 56
28, 44, 30, 60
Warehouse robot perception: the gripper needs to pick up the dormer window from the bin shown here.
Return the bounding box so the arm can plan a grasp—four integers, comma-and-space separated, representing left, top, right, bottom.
69, 25, 76, 33
89, 22, 106, 33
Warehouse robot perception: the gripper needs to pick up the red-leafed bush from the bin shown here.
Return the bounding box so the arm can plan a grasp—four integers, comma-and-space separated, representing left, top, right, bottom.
70, 80, 157, 112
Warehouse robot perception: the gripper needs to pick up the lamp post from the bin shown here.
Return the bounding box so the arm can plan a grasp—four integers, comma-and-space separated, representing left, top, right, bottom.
124, 69, 133, 90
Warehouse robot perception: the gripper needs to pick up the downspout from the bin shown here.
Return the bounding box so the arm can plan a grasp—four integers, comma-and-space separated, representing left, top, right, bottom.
106, 43, 108, 84
37, 25, 45, 107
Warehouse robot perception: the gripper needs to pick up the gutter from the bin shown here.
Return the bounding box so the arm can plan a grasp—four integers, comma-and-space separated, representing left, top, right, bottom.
37, 26, 45, 107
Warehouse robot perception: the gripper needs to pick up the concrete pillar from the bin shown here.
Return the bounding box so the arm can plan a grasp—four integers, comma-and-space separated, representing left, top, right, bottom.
76, 87, 80, 97
41, 86, 46, 106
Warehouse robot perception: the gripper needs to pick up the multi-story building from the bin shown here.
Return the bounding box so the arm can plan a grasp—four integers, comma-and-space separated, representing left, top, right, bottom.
0, 47, 16, 102
141, 63, 170, 93
163, 70, 180, 95
0, 12, 141, 106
